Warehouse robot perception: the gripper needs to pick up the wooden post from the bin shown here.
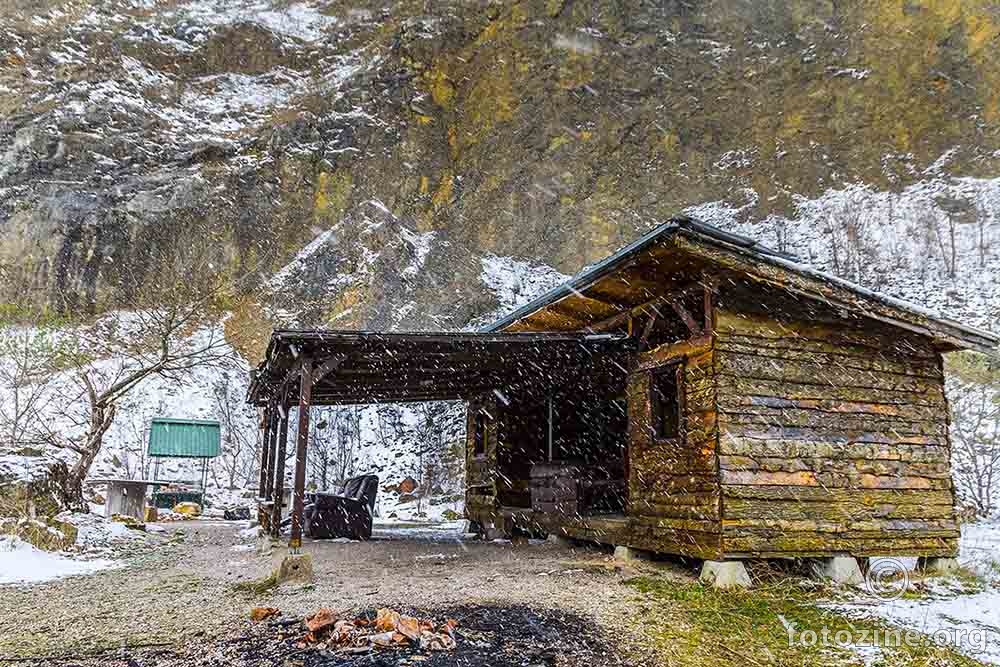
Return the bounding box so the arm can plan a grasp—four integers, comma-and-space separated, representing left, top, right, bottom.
547, 396, 554, 462
290, 357, 313, 550
270, 405, 290, 538
702, 275, 717, 334
258, 405, 272, 500
262, 405, 277, 501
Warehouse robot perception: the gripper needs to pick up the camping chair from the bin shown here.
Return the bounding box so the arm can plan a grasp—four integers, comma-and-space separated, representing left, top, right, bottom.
304, 474, 379, 540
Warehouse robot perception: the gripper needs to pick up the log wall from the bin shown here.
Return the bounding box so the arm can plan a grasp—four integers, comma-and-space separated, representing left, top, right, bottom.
627, 338, 723, 559
714, 308, 959, 558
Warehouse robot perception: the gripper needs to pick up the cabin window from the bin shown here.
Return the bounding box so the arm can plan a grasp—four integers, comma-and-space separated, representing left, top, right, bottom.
473, 412, 488, 457
651, 364, 683, 440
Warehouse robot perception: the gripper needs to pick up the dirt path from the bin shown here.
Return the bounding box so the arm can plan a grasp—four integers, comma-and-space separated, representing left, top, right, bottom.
0, 521, 687, 666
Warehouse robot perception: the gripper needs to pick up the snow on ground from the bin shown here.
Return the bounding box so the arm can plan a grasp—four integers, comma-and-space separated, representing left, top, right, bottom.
379, 493, 463, 523
372, 520, 466, 542
0, 535, 118, 585
834, 521, 1000, 665
60, 511, 142, 549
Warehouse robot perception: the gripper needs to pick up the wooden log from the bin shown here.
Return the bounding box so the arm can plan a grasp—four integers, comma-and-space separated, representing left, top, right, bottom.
717, 375, 945, 406
719, 436, 949, 463
722, 496, 955, 521
717, 455, 951, 479
715, 338, 943, 378
720, 469, 951, 490
722, 485, 953, 505
716, 354, 944, 393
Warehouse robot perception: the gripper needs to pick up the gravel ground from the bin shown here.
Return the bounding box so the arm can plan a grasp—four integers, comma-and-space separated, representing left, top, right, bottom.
0, 521, 691, 666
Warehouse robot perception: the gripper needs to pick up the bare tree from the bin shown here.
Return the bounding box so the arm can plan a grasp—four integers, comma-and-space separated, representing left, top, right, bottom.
112, 399, 163, 480
0, 325, 71, 453
948, 352, 1000, 518
211, 373, 260, 491
309, 406, 361, 489
41, 238, 240, 509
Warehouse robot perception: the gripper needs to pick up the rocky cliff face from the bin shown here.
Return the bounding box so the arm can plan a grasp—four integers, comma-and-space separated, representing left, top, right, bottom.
2, 0, 999, 361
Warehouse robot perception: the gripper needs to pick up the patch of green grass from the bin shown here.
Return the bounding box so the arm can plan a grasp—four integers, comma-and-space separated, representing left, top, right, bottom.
232, 571, 279, 595
625, 576, 985, 666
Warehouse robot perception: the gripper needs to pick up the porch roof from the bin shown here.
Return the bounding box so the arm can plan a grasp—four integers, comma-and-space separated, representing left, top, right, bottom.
247, 330, 631, 406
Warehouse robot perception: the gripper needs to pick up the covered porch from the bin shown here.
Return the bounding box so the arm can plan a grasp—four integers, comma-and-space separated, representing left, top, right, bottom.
247, 330, 633, 548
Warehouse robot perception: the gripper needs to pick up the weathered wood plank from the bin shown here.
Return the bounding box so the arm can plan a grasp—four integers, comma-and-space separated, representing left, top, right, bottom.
716, 354, 943, 393
719, 436, 949, 463
724, 532, 959, 558
722, 517, 958, 533
719, 411, 947, 438
716, 376, 945, 407
722, 426, 945, 446
716, 338, 943, 378
718, 455, 951, 479
722, 497, 955, 521
714, 308, 938, 358
719, 469, 952, 490
719, 395, 942, 420
722, 485, 953, 505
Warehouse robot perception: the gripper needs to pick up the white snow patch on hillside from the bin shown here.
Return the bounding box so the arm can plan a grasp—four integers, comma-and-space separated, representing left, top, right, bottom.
0, 536, 118, 585
400, 228, 435, 278
167, 0, 340, 44
267, 226, 340, 289
177, 68, 310, 134
479, 255, 570, 325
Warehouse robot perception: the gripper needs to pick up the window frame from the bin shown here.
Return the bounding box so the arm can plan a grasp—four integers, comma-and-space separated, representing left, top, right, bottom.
649, 361, 685, 443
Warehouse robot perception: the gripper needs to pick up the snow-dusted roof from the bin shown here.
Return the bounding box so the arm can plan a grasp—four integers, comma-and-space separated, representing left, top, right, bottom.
483, 216, 999, 354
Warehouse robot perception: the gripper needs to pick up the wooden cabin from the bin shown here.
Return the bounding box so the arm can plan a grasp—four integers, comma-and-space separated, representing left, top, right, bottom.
248, 218, 997, 563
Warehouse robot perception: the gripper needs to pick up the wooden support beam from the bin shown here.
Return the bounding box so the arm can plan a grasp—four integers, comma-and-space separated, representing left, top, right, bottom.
264, 404, 280, 501
312, 354, 346, 385
258, 405, 272, 499
270, 405, 289, 538
290, 357, 313, 550
701, 275, 718, 334
638, 312, 658, 351
590, 282, 705, 333
670, 298, 704, 337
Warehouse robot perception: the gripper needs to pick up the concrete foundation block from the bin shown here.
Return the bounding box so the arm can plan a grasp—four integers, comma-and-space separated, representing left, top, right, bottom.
276, 553, 314, 584
547, 534, 574, 548
917, 557, 961, 575
699, 560, 752, 589
483, 526, 509, 541
256, 533, 279, 556
614, 546, 651, 563
811, 556, 864, 586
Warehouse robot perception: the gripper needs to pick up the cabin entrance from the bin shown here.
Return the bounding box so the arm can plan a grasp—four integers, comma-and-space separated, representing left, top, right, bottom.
492, 377, 630, 517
